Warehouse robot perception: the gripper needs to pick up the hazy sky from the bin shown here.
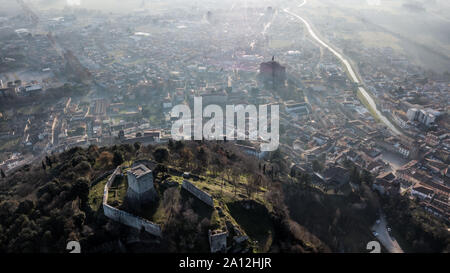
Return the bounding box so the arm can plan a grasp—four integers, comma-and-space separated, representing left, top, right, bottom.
0, 0, 447, 71
0, 0, 448, 15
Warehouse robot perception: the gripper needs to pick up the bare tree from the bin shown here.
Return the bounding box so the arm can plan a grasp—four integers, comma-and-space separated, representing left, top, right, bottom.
163, 187, 181, 224
246, 173, 263, 199
231, 167, 241, 197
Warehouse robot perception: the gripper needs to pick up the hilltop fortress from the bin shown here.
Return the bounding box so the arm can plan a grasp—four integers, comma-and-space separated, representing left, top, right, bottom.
102, 166, 162, 237
100, 161, 252, 252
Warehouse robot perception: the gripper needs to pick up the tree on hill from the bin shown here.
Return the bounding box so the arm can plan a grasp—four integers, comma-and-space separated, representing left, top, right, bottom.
224, 167, 233, 185
382, 195, 450, 252
246, 174, 262, 198
153, 163, 168, 179
179, 147, 193, 168
45, 156, 53, 168
154, 147, 169, 163
97, 151, 113, 168
174, 141, 185, 152
361, 169, 373, 185
350, 166, 361, 185
312, 160, 323, 172
231, 166, 241, 196
75, 161, 92, 175
134, 142, 141, 152
113, 151, 124, 166
16, 200, 35, 215
197, 147, 209, 166
71, 178, 90, 209
168, 139, 175, 151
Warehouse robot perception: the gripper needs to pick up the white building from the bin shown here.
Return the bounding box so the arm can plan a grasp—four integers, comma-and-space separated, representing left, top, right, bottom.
394, 143, 410, 158
407, 108, 440, 127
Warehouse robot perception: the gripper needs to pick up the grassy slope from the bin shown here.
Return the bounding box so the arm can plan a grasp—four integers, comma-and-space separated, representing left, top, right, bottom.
93, 163, 275, 252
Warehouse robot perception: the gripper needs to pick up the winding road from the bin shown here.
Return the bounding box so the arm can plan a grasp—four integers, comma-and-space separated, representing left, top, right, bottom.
284, 0, 404, 253
284, 0, 402, 136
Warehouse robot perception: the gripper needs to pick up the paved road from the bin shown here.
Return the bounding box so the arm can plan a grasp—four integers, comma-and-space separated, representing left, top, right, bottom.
298, 0, 307, 8
372, 214, 404, 253
285, 1, 405, 253
283, 1, 402, 136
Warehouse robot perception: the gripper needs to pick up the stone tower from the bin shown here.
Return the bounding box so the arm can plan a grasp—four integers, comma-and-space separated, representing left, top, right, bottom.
126, 164, 156, 204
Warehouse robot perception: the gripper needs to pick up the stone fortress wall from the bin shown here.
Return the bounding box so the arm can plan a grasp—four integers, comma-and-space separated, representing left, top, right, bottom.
182, 180, 214, 207
101, 166, 236, 251
102, 166, 162, 237
181, 179, 229, 252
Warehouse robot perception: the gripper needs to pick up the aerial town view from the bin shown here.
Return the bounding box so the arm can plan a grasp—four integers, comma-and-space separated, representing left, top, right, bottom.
0, 0, 449, 262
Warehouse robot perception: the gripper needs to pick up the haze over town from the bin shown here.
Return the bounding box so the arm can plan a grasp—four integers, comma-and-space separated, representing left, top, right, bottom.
0, 0, 448, 254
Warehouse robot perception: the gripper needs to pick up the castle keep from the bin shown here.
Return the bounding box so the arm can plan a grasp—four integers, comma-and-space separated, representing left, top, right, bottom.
126, 164, 156, 203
